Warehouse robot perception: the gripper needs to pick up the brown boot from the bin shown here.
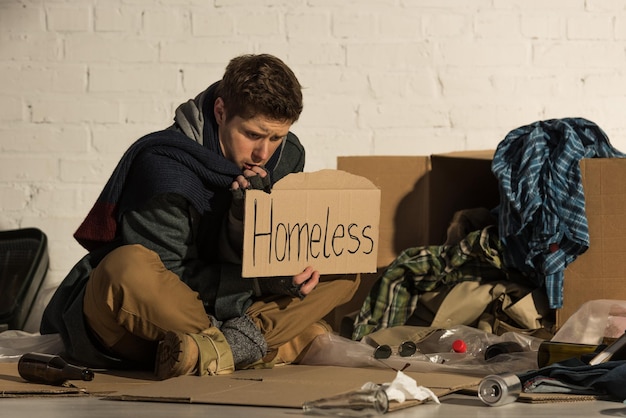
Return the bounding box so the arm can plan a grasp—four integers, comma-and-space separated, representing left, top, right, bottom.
154, 327, 235, 380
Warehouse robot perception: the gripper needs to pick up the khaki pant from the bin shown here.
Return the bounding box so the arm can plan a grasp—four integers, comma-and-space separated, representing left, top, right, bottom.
83, 244, 359, 365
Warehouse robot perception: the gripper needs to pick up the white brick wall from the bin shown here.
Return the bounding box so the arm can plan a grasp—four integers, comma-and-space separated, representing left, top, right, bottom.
2, 0, 626, 331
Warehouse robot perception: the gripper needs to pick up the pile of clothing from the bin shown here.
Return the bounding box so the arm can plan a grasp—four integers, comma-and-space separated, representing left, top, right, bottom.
352, 118, 626, 342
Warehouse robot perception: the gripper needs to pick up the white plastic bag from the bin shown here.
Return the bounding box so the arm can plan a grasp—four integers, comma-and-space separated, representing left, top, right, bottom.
552, 300, 626, 345
0, 330, 63, 362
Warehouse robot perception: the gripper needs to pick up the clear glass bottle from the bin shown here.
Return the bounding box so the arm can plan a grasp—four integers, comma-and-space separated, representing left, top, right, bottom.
18, 352, 94, 386
302, 387, 388, 416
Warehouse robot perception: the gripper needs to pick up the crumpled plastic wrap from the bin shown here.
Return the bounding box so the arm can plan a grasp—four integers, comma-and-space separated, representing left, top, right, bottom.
0, 331, 63, 362
299, 325, 542, 376
552, 299, 626, 345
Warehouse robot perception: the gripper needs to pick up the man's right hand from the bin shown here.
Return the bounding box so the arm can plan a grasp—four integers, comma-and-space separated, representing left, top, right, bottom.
229, 166, 271, 222
293, 266, 320, 296
256, 266, 320, 299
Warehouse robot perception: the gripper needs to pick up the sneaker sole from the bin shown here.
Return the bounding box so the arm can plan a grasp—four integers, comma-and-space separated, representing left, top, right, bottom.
154, 331, 187, 380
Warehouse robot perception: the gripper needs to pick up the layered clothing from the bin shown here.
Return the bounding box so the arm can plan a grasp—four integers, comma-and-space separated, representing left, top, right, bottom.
40, 82, 306, 368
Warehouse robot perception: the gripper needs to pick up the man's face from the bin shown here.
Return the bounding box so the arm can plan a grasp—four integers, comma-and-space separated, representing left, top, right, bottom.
214, 98, 292, 170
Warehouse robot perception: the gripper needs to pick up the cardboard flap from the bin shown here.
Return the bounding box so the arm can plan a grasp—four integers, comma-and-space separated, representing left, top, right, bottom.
273, 169, 378, 190
436, 150, 495, 160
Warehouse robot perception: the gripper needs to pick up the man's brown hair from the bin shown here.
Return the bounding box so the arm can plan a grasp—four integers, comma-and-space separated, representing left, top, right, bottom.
216, 54, 303, 123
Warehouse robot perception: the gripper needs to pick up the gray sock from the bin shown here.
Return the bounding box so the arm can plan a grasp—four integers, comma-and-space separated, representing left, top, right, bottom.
221, 315, 268, 367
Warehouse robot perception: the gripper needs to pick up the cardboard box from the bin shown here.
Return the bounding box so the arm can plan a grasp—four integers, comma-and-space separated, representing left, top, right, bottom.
242, 170, 381, 278
337, 151, 497, 269
558, 158, 626, 328
337, 152, 626, 331
332, 152, 497, 333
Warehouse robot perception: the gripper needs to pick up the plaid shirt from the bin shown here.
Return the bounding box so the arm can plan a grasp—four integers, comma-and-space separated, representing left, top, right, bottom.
352, 226, 518, 340
492, 118, 626, 309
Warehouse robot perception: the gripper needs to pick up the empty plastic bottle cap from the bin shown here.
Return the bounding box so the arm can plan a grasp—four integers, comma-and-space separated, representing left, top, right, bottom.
452, 339, 467, 353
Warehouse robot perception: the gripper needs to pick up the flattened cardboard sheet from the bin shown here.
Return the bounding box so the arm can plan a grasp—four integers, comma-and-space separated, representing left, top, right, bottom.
0, 362, 156, 397
0, 362, 477, 410
242, 170, 381, 278
461, 386, 598, 404
105, 365, 480, 412
0, 362, 597, 406
518, 392, 598, 403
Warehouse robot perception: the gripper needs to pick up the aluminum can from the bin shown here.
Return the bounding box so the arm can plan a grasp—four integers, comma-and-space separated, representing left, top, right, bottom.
477, 372, 521, 407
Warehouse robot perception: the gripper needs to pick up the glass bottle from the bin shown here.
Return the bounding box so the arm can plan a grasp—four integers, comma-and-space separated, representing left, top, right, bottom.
302, 387, 388, 416
18, 352, 94, 386
536, 341, 600, 368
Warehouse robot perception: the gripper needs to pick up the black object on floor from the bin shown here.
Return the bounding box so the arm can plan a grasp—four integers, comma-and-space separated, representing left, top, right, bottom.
0, 227, 48, 331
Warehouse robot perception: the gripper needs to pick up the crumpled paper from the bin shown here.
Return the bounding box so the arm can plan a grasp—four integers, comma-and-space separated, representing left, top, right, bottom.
362, 371, 440, 405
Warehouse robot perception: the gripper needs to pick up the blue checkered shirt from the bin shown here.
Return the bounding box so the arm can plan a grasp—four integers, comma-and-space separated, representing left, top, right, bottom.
492, 118, 626, 308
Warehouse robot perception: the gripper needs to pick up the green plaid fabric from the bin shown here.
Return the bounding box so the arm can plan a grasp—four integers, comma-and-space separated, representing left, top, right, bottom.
352, 226, 517, 340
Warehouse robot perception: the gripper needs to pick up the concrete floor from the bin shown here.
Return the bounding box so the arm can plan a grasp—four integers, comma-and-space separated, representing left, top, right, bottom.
1, 393, 624, 417
3, 327, 625, 417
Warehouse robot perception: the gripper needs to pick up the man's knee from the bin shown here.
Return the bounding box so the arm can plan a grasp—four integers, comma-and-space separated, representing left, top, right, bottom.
320, 273, 361, 305
91, 244, 164, 293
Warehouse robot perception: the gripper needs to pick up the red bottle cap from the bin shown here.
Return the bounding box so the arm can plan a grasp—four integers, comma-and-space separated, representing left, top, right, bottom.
452, 339, 467, 353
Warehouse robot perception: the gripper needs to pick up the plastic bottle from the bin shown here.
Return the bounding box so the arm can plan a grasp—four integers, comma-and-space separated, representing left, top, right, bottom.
451, 339, 467, 353
451, 337, 485, 357
18, 352, 95, 386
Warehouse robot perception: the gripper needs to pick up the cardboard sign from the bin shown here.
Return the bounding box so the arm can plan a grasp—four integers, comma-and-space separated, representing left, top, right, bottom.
242, 170, 380, 278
